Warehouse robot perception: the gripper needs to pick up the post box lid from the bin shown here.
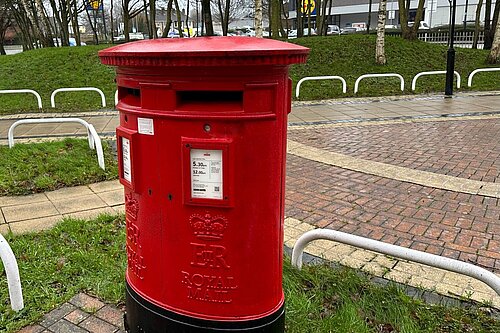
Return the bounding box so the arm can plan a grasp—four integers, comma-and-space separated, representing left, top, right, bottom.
99, 37, 309, 67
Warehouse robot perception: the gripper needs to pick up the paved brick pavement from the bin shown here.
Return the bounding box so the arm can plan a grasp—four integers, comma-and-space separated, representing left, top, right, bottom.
6, 92, 500, 330
288, 116, 500, 183
18, 293, 125, 333
285, 155, 500, 271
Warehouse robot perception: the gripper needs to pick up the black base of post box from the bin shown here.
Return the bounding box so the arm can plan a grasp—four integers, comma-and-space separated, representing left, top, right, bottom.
125, 283, 285, 333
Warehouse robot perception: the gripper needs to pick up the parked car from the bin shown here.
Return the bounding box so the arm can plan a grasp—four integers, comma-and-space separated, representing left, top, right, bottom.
408, 21, 430, 30
340, 27, 358, 34
326, 25, 340, 35
302, 27, 317, 36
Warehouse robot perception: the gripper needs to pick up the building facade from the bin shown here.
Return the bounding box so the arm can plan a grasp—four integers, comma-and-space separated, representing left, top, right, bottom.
287, 0, 497, 29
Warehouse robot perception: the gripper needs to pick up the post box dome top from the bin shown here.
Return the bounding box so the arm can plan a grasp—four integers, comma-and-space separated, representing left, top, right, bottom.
99, 37, 309, 67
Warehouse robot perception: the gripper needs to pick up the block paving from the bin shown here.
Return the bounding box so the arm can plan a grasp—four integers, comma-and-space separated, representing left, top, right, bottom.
17, 293, 125, 333
3, 92, 500, 331
288, 116, 500, 183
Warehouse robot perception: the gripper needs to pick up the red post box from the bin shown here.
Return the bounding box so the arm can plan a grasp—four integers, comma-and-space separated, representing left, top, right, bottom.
99, 37, 309, 332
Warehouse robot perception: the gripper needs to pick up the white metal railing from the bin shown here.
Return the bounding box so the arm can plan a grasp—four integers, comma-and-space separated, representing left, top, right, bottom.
50, 87, 106, 108
417, 31, 485, 48
0, 89, 43, 109
412, 70, 461, 91
296, 76, 347, 98
8, 118, 105, 170
0, 234, 24, 311
354, 73, 405, 94
291, 229, 500, 296
467, 68, 500, 87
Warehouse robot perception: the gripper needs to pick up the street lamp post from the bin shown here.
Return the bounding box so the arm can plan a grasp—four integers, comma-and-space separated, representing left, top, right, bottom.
445, 0, 457, 96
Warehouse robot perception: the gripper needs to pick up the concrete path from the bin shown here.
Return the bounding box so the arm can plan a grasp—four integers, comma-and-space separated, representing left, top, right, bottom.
5, 92, 500, 331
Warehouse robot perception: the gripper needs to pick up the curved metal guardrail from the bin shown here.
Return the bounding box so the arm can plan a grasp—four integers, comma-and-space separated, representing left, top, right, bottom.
467, 68, 500, 87
412, 70, 461, 91
0, 89, 43, 109
8, 118, 105, 170
296, 76, 347, 98
354, 73, 405, 94
0, 234, 24, 311
291, 228, 500, 296
50, 87, 106, 108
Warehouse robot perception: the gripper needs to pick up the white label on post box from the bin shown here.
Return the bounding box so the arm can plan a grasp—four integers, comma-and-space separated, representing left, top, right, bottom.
122, 137, 132, 183
190, 149, 223, 200
138, 118, 154, 135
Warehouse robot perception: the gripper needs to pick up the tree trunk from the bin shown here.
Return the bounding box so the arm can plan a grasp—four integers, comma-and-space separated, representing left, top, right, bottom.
217, 0, 225, 35
142, 0, 151, 36
255, 0, 263, 37
224, 0, 230, 36
201, 0, 214, 35
151, 0, 157, 38
491, 1, 500, 47
367, 0, 373, 34
376, 0, 387, 65
307, 0, 312, 36
316, 0, 322, 35
162, 0, 173, 37
185, 0, 190, 37
398, 0, 424, 40
86, 7, 99, 43
296, 0, 302, 37
111, 0, 115, 42
487, 11, 500, 63
485, 0, 492, 49
270, 0, 280, 38
398, 0, 411, 38
71, 0, 81, 45
473, 0, 484, 49
173, 0, 183, 36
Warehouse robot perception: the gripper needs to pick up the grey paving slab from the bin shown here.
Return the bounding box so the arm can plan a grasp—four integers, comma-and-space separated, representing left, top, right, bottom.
63, 207, 116, 220
52, 194, 107, 214
9, 216, 62, 234
96, 189, 124, 206
45, 185, 95, 201
2, 201, 59, 223
0, 193, 48, 207
88, 180, 121, 193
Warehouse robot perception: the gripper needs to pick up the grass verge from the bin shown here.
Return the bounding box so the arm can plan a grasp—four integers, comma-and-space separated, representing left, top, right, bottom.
0, 45, 114, 114
1, 36, 500, 114
0, 138, 118, 196
289, 35, 500, 99
0, 214, 499, 332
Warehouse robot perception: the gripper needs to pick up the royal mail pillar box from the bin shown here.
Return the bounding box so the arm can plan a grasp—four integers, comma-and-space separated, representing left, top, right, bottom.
99, 37, 309, 332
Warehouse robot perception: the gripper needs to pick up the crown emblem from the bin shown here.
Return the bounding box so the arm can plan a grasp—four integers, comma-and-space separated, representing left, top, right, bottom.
125, 193, 139, 221
189, 213, 228, 240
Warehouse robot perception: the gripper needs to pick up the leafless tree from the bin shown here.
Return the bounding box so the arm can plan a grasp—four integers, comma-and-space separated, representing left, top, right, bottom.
122, 0, 147, 41
397, 0, 424, 40
0, 0, 13, 55
473, 0, 483, 49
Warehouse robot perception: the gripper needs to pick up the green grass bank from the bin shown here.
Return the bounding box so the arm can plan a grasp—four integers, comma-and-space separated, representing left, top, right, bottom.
0, 214, 499, 332
0, 139, 118, 196
0, 36, 499, 114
